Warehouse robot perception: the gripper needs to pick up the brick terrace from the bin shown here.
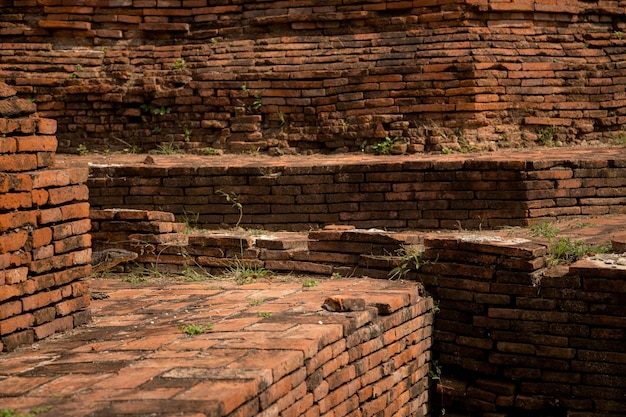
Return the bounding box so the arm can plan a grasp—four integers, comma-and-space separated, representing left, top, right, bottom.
60, 146, 626, 231
0, 275, 432, 417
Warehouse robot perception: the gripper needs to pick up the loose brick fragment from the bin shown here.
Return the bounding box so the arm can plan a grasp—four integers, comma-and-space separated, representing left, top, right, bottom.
322, 296, 366, 312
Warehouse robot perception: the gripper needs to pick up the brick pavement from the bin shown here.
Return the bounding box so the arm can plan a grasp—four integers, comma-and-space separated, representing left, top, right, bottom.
0, 275, 432, 417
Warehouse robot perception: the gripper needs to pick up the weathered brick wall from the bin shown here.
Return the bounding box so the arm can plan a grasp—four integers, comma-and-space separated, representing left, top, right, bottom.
1, 0, 625, 154
0, 82, 91, 352
79, 149, 626, 231
419, 235, 626, 417
89, 210, 626, 416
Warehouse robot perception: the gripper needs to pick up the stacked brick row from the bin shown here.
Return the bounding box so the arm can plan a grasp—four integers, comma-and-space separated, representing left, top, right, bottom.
84, 149, 626, 231
1, 1, 625, 154
418, 234, 626, 416
279, 289, 433, 417
0, 82, 91, 352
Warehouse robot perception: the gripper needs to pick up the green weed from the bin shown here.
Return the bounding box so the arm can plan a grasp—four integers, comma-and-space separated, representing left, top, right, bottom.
371, 136, 398, 155
389, 245, 424, 280
247, 297, 265, 306
203, 147, 221, 155
76, 144, 89, 155
529, 222, 559, 238
257, 312, 272, 318
179, 323, 213, 336
303, 279, 319, 288
180, 210, 200, 233
223, 259, 272, 285
216, 190, 243, 227
155, 142, 182, 155
0, 405, 53, 417
537, 125, 557, 146
173, 58, 186, 70
547, 237, 611, 265
183, 127, 192, 142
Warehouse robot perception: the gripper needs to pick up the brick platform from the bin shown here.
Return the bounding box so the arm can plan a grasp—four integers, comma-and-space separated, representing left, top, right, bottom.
60, 146, 626, 231
0, 276, 433, 417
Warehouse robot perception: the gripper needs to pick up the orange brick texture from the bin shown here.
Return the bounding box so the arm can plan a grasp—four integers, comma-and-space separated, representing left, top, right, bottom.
1, 1, 626, 154
89, 210, 626, 416
0, 276, 434, 417
83, 148, 626, 231
0, 82, 91, 352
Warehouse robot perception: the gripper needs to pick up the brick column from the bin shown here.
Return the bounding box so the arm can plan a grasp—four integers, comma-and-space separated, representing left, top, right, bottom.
0, 82, 91, 352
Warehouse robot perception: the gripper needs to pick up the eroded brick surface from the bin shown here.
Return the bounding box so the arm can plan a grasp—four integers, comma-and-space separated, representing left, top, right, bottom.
60, 148, 626, 231
1, 1, 626, 154
0, 277, 433, 417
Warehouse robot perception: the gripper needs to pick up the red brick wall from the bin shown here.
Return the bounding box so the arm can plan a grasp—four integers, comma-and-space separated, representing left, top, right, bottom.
0, 82, 91, 352
1, 1, 625, 154
81, 149, 626, 231
419, 235, 626, 417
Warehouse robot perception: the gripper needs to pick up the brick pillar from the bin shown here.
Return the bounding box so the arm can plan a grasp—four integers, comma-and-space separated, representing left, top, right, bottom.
0, 82, 91, 352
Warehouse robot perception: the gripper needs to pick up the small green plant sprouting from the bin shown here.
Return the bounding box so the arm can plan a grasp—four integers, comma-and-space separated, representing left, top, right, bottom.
210, 37, 218, 44
180, 210, 200, 233
548, 237, 611, 265
76, 144, 89, 155
0, 405, 54, 417
123, 145, 142, 154
429, 360, 442, 382
389, 245, 424, 280
216, 189, 243, 228
257, 312, 272, 318
141, 104, 171, 116
303, 279, 319, 288
615, 31, 623, 40
432, 302, 440, 314
458, 138, 479, 153
156, 142, 182, 155
611, 127, 626, 145
251, 92, 263, 112
153, 106, 171, 116
529, 221, 559, 238
224, 259, 272, 285
240, 84, 263, 113
331, 272, 342, 279
151, 126, 162, 134
247, 297, 265, 306
429, 360, 446, 416
0, 410, 33, 417
69, 64, 83, 79
120, 273, 150, 284
277, 111, 287, 128
371, 136, 398, 155
173, 58, 186, 70
537, 125, 557, 146
203, 146, 221, 155
183, 127, 192, 142
180, 266, 210, 282
441, 147, 452, 154
179, 323, 213, 336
